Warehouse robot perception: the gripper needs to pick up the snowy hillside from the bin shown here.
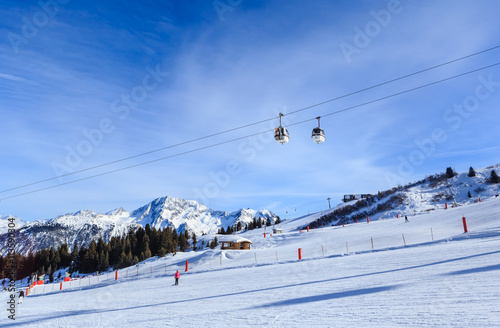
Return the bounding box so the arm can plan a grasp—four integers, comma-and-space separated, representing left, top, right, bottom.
308, 164, 500, 228
0, 196, 276, 256
5, 196, 500, 327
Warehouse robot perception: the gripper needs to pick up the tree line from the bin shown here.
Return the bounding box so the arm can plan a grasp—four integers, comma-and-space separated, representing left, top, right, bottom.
0, 224, 219, 281
217, 217, 280, 234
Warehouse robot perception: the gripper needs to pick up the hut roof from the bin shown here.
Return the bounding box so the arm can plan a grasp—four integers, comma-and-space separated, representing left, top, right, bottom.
218, 236, 253, 244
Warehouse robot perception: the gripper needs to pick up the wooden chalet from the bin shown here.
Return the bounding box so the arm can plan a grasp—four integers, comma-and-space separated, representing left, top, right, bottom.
219, 236, 252, 250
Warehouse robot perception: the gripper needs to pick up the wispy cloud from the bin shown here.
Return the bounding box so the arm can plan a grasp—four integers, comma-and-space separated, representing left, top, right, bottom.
0, 73, 38, 86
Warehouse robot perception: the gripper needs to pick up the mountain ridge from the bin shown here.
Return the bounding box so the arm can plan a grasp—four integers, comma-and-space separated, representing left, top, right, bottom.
0, 196, 277, 256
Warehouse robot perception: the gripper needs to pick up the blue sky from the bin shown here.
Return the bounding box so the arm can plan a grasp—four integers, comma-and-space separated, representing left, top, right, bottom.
1, 0, 500, 221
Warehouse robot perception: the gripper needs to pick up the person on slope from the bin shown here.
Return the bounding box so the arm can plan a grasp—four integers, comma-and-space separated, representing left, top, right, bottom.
405, 215, 409, 223
18, 289, 24, 304
175, 270, 180, 285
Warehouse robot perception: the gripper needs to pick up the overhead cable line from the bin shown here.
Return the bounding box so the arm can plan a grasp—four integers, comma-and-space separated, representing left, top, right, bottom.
285, 44, 500, 116
1, 61, 499, 202
1, 45, 498, 195
286, 62, 500, 127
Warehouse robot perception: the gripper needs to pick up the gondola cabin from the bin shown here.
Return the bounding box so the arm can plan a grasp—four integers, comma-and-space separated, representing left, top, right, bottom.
311, 116, 325, 144
220, 236, 253, 250
275, 127, 289, 144
274, 112, 290, 144
311, 127, 325, 143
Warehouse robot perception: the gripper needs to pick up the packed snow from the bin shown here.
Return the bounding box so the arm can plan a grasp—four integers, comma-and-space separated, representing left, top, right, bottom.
3, 196, 500, 327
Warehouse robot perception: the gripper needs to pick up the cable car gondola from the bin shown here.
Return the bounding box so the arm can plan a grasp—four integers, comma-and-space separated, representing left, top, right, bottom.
312, 116, 325, 144
274, 113, 289, 144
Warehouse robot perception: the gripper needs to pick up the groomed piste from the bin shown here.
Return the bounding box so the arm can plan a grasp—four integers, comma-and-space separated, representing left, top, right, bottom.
4, 196, 500, 327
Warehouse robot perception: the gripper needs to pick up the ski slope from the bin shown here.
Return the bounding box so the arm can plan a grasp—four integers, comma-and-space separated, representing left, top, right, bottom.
3, 198, 500, 327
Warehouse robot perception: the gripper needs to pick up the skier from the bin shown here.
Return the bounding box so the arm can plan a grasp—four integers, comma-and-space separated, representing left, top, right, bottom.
174, 270, 180, 285
18, 290, 24, 304
405, 215, 409, 223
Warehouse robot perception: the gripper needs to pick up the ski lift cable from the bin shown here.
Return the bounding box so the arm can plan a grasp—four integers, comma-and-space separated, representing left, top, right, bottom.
0, 61, 499, 200
0, 58, 500, 201
0, 129, 275, 201
2, 45, 499, 195
285, 61, 500, 128
1, 45, 499, 195
284, 45, 500, 117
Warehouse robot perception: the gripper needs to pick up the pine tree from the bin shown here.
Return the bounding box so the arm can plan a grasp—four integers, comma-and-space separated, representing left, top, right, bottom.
149, 227, 160, 256
490, 170, 500, 183
132, 255, 139, 265
138, 234, 150, 257
209, 237, 219, 249
144, 246, 152, 260
468, 190, 472, 198
51, 251, 61, 272
192, 233, 197, 251
468, 166, 476, 177
157, 230, 169, 256
446, 167, 456, 179
83, 240, 98, 273
98, 250, 109, 272
71, 241, 79, 263
96, 237, 106, 255
157, 248, 167, 257
118, 251, 130, 268
266, 218, 272, 226
179, 233, 187, 252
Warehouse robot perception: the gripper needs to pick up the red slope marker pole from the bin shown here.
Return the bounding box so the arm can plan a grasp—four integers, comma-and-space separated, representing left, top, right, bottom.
462, 217, 468, 233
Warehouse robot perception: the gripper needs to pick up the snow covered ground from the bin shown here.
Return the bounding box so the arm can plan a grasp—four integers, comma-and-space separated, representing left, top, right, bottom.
3, 197, 500, 327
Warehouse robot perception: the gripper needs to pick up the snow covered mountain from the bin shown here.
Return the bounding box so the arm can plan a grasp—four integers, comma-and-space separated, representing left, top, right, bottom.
0, 196, 277, 256
129, 196, 275, 234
